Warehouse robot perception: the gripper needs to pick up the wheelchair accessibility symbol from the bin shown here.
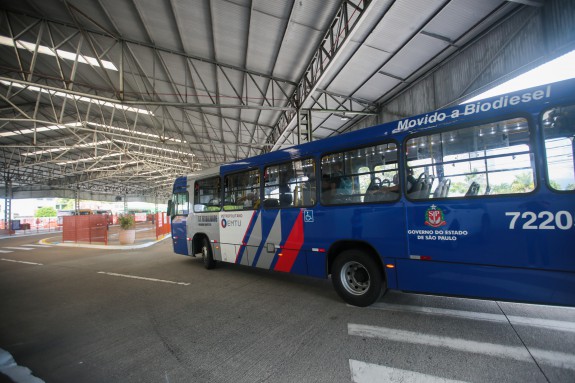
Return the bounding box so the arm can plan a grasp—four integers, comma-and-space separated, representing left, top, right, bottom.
304, 210, 314, 223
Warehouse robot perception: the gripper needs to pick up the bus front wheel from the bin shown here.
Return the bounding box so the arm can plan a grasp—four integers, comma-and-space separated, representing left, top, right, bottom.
201, 237, 215, 269
332, 250, 383, 307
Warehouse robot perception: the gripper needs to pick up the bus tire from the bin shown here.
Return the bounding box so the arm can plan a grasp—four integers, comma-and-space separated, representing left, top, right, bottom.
201, 237, 215, 269
332, 250, 383, 307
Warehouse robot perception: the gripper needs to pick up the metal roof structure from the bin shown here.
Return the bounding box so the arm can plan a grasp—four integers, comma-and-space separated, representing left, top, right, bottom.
0, 0, 559, 201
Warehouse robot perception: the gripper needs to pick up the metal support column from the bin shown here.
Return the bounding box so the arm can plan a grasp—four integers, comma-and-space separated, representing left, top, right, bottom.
4, 179, 12, 232
297, 109, 312, 144
75, 187, 80, 214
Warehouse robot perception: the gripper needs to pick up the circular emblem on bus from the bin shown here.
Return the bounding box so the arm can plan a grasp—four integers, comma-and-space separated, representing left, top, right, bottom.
221, 218, 227, 228
425, 205, 446, 228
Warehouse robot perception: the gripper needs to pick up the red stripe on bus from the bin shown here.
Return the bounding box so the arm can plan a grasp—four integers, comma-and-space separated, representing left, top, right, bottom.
274, 211, 304, 272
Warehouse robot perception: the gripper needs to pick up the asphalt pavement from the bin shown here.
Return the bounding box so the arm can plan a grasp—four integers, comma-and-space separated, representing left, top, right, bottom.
0, 233, 574, 382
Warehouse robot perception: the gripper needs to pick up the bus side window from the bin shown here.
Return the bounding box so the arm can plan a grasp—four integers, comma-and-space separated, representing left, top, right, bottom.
406, 117, 535, 199
224, 169, 260, 211
542, 105, 575, 191
194, 176, 221, 213
264, 158, 316, 209
321, 142, 399, 205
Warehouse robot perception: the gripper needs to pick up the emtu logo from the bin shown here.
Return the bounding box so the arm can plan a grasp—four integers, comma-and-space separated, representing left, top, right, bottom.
221, 218, 227, 228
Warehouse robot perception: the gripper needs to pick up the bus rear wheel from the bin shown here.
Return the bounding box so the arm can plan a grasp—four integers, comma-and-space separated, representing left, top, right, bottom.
332, 250, 383, 307
201, 237, 215, 269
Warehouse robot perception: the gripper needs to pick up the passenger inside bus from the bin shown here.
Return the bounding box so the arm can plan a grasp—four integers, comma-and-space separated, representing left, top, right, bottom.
321, 174, 337, 204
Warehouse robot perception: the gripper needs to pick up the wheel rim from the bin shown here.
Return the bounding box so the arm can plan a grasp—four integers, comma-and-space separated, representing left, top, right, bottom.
340, 261, 370, 296
202, 244, 209, 262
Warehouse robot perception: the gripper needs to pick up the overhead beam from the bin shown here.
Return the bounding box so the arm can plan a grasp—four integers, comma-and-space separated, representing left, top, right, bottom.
267, 0, 375, 151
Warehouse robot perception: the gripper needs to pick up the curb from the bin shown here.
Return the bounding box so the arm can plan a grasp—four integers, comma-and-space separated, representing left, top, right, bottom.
39, 234, 171, 250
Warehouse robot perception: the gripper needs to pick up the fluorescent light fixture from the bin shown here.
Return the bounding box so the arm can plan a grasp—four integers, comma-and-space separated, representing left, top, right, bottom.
21, 140, 113, 156
86, 122, 184, 143
0, 35, 118, 71
0, 122, 80, 137
86, 160, 142, 172
113, 139, 194, 157
0, 80, 153, 116
56, 152, 123, 165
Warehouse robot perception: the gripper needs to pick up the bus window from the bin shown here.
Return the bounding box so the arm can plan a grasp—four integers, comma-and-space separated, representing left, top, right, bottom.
321, 142, 399, 204
264, 158, 315, 208
224, 169, 260, 210
194, 176, 221, 212
542, 105, 575, 191
406, 117, 535, 199
172, 192, 189, 215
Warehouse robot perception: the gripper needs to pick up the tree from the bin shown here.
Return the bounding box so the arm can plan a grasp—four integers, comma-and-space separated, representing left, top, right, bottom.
35, 207, 57, 217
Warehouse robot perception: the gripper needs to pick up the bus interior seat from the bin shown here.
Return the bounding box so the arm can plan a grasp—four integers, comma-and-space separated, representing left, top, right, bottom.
433, 178, 451, 198
408, 174, 425, 198
410, 173, 434, 199
279, 193, 293, 207
263, 199, 279, 208
465, 181, 480, 196
421, 175, 435, 199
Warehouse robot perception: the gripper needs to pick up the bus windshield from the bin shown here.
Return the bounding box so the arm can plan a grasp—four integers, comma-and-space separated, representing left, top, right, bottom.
171, 192, 189, 216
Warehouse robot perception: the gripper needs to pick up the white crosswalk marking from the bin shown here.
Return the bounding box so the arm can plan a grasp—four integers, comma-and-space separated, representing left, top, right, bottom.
27, 244, 52, 248
2, 246, 35, 251
348, 323, 575, 371
368, 302, 575, 333
0, 250, 14, 253
349, 360, 469, 383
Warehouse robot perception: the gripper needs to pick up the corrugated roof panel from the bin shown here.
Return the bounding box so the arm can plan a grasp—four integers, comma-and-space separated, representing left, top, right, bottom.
380, 34, 450, 79
211, 0, 250, 67
425, 0, 505, 41
247, 9, 288, 75
273, 22, 324, 80
133, 1, 182, 51
273, 0, 341, 80
353, 74, 401, 101
98, 0, 154, 43
327, 44, 392, 96
217, 68, 243, 106
172, 0, 214, 59
188, 60, 218, 100
253, 0, 292, 19
365, 0, 445, 53
290, 0, 340, 30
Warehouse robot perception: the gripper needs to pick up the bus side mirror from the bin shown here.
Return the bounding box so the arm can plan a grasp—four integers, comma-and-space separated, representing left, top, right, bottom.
167, 200, 173, 217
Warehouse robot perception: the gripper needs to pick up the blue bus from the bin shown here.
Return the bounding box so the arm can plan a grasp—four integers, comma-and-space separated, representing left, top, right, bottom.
168, 79, 575, 307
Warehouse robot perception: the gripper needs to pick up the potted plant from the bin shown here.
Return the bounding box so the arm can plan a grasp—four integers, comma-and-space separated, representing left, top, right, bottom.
118, 214, 136, 245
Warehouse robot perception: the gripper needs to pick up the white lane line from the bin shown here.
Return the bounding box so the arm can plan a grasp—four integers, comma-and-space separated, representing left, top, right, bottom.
369, 303, 575, 333
0, 250, 14, 253
508, 315, 575, 333
349, 360, 468, 383
97, 272, 190, 286
348, 324, 575, 370
27, 244, 52, 248
2, 246, 35, 251
1, 258, 43, 265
